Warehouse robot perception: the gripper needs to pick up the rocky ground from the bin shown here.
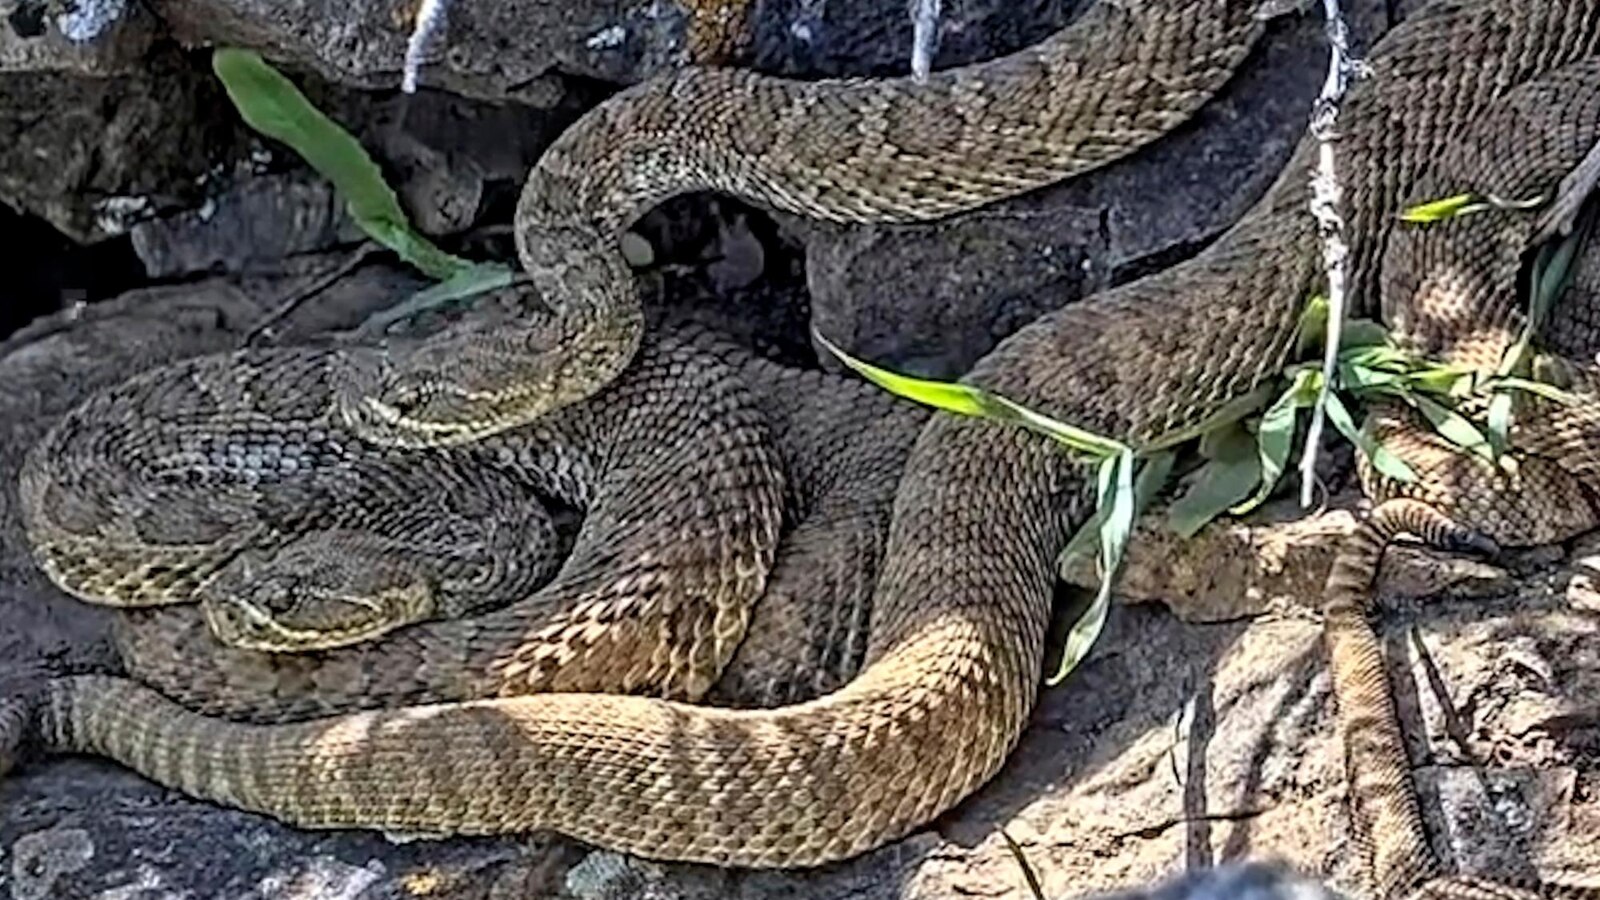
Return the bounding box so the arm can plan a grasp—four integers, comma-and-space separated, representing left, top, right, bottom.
1, 0, 1595, 898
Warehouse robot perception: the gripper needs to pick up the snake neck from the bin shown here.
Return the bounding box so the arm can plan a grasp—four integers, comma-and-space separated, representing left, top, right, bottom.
517, 0, 1280, 232
502, 0, 1282, 422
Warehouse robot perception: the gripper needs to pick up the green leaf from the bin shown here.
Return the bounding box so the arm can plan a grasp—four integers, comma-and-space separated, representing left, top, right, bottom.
1398, 191, 1542, 224
1322, 390, 1417, 482
1338, 360, 1406, 393
1234, 369, 1319, 515
1059, 451, 1174, 568
1507, 212, 1598, 379
1167, 424, 1262, 538
1399, 192, 1489, 223
1136, 451, 1178, 509
1296, 294, 1330, 357
986, 393, 1134, 458
1401, 365, 1476, 397
1409, 394, 1493, 463
1060, 504, 1107, 569
1339, 344, 1414, 372
1053, 450, 1171, 685
1050, 449, 1135, 685
212, 48, 470, 281
1486, 391, 1514, 458
818, 333, 997, 417
347, 262, 516, 338
1530, 226, 1586, 331
1143, 384, 1274, 453
1340, 318, 1390, 349
817, 332, 1130, 460
1488, 376, 1577, 404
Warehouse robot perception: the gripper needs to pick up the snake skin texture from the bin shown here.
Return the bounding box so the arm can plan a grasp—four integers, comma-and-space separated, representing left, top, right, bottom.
1322, 53, 1600, 900
6, 0, 1600, 880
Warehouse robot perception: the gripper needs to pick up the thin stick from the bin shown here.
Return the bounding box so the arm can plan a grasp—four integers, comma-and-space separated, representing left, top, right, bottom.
1299, 0, 1363, 507
1533, 136, 1600, 244
244, 243, 379, 346
909, 0, 940, 83
403, 0, 452, 94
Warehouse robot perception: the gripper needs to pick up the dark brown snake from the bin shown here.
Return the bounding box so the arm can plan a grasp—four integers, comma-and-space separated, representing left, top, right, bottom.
4, 0, 1600, 892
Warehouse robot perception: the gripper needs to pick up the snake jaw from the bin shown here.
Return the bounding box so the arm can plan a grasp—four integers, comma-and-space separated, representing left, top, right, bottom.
202, 580, 439, 653
334, 339, 567, 449
348, 389, 523, 449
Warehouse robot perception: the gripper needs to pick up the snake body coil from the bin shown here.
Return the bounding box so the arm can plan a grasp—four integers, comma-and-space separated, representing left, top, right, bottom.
8, 0, 1600, 880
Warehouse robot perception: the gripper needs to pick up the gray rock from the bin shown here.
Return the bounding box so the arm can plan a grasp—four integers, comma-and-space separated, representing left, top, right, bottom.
136, 0, 1086, 102
0, 55, 244, 243
145, 0, 678, 104
746, 0, 1079, 79
0, 0, 158, 76
130, 172, 352, 278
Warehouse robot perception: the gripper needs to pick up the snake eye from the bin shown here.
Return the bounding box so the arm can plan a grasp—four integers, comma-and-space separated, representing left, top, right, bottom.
258, 575, 301, 614
383, 380, 430, 417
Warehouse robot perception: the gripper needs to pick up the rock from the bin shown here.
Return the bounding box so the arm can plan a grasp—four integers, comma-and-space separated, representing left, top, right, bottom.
129, 172, 353, 278
0, 55, 245, 243
0, 0, 159, 76
134, 0, 1089, 102
145, 0, 679, 104
804, 201, 1111, 377
748, 0, 1073, 80
6, 823, 93, 900
1060, 493, 1515, 624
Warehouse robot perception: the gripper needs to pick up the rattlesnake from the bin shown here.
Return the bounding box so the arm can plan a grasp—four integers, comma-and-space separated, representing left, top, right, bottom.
347, 0, 1282, 446
20, 346, 578, 653
6, 0, 1281, 836
84, 341, 923, 723
6, 0, 1600, 893
1319, 56, 1600, 898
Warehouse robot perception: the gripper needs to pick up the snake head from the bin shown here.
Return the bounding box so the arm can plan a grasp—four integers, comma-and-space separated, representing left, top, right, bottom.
334, 338, 547, 449
199, 538, 439, 653
334, 290, 637, 449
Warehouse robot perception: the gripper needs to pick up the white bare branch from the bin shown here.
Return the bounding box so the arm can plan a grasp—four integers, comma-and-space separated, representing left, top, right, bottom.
403, 0, 453, 94
1298, 0, 1365, 506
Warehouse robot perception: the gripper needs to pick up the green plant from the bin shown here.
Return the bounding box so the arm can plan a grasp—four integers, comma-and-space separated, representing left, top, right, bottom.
818, 332, 1145, 683
819, 191, 1585, 685
212, 48, 512, 323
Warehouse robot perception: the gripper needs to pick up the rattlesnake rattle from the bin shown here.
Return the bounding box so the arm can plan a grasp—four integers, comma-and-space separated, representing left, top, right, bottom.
1323, 57, 1600, 899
